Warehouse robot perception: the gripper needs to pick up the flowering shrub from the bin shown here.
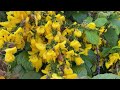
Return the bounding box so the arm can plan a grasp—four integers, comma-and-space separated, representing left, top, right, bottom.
0, 11, 120, 79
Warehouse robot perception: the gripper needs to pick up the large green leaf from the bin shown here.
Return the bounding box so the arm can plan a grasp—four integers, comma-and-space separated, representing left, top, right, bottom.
101, 47, 111, 57
12, 65, 25, 78
72, 64, 87, 78
81, 55, 93, 77
85, 30, 100, 45
104, 28, 118, 47
92, 73, 120, 79
84, 16, 93, 23
20, 71, 42, 79
110, 19, 120, 35
16, 51, 34, 71
72, 12, 88, 23
94, 18, 108, 27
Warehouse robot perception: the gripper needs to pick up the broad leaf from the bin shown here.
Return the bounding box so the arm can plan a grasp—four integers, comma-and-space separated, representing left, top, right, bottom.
16, 51, 34, 71
72, 64, 87, 78
21, 71, 42, 79
72, 12, 88, 23
92, 73, 120, 79
94, 18, 108, 27
85, 30, 100, 45
104, 27, 118, 47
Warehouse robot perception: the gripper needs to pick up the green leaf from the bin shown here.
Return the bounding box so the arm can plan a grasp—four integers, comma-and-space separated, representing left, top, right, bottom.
110, 19, 120, 35
94, 18, 108, 27
92, 73, 120, 79
104, 27, 118, 47
88, 50, 97, 63
12, 65, 25, 78
85, 30, 100, 45
72, 64, 87, 78
21, 71, 42, 79
101, 47, 111, 57
84, 17, 93, 23
81, 55, 93, 77
72, 12, 88, 23
13, 65, 25, 74
112, 46, 120, 49
16, 51, 34, 71
24, 42, 31, 51
0, 11, 7, 22
97, 12, 108, 18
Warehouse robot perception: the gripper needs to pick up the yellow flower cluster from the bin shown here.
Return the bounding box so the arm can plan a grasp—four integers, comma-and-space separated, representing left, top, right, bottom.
0, 11, 86, 79
105, 53, 120, 69
87, 22, 96, 30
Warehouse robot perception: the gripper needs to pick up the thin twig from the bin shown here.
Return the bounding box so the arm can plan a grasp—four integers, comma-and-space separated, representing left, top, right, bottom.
96, 45, 100, 74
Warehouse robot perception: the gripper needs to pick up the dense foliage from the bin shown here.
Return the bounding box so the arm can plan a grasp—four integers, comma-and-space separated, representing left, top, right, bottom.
0, 11, 120, 79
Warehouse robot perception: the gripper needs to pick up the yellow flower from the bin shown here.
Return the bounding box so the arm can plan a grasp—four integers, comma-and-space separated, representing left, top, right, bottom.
54, 43, 60, 51
43, 49, 57, 63
0, 76, 5, 79
52, 22, 60, 30
106, 53, 120, 69
48, 11, 56, 16
40, 75, 47, 79
64, 66, 73, 75
45, 21, 52, 34
66, 60, 71, 67
45, 33, 53, 42
5, 53, 15, 63
62, 30, 67, 36
87, 22, 96, 29
75, 56, 84, 65
80, 48, 89, 55
29, 54, 42, 72
74, 29, 82, 37
0, 29, 10, 42
5, 47, 17, 63
55, 14, 61, 20
59, 40, 66, 49
65, 50, 74, 60
14, 27, 24, 35
41, 64, 51, 74
86, 44, 92, 49
35, 12, 41, 26
66, 50, 74, 56
54, 35, 60, 42
35, 43, 46, 51
60, 16, 65, 21
70, 40, 81, 51
80, 44, 92, 56
73, 22, 77, 25
63, 74, 78, 79
99, 26, 105, 35
5, 47, 17, 54
0, 38, 4, 49
46, 15, 52, 21
51, 73, 63, 79
36, 26, 45, 35
118, 40, 120, 47
105, 61, 112, 69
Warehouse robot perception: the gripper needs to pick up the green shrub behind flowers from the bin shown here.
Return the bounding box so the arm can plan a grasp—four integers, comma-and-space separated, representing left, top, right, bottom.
0, 11, 120, 79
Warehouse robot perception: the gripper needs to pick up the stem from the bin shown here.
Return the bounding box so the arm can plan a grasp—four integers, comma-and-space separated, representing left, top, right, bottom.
96, 45, 100, 74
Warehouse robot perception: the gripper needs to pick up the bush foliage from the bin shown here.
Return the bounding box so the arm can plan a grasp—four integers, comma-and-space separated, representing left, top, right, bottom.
0, 11, 120, 79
